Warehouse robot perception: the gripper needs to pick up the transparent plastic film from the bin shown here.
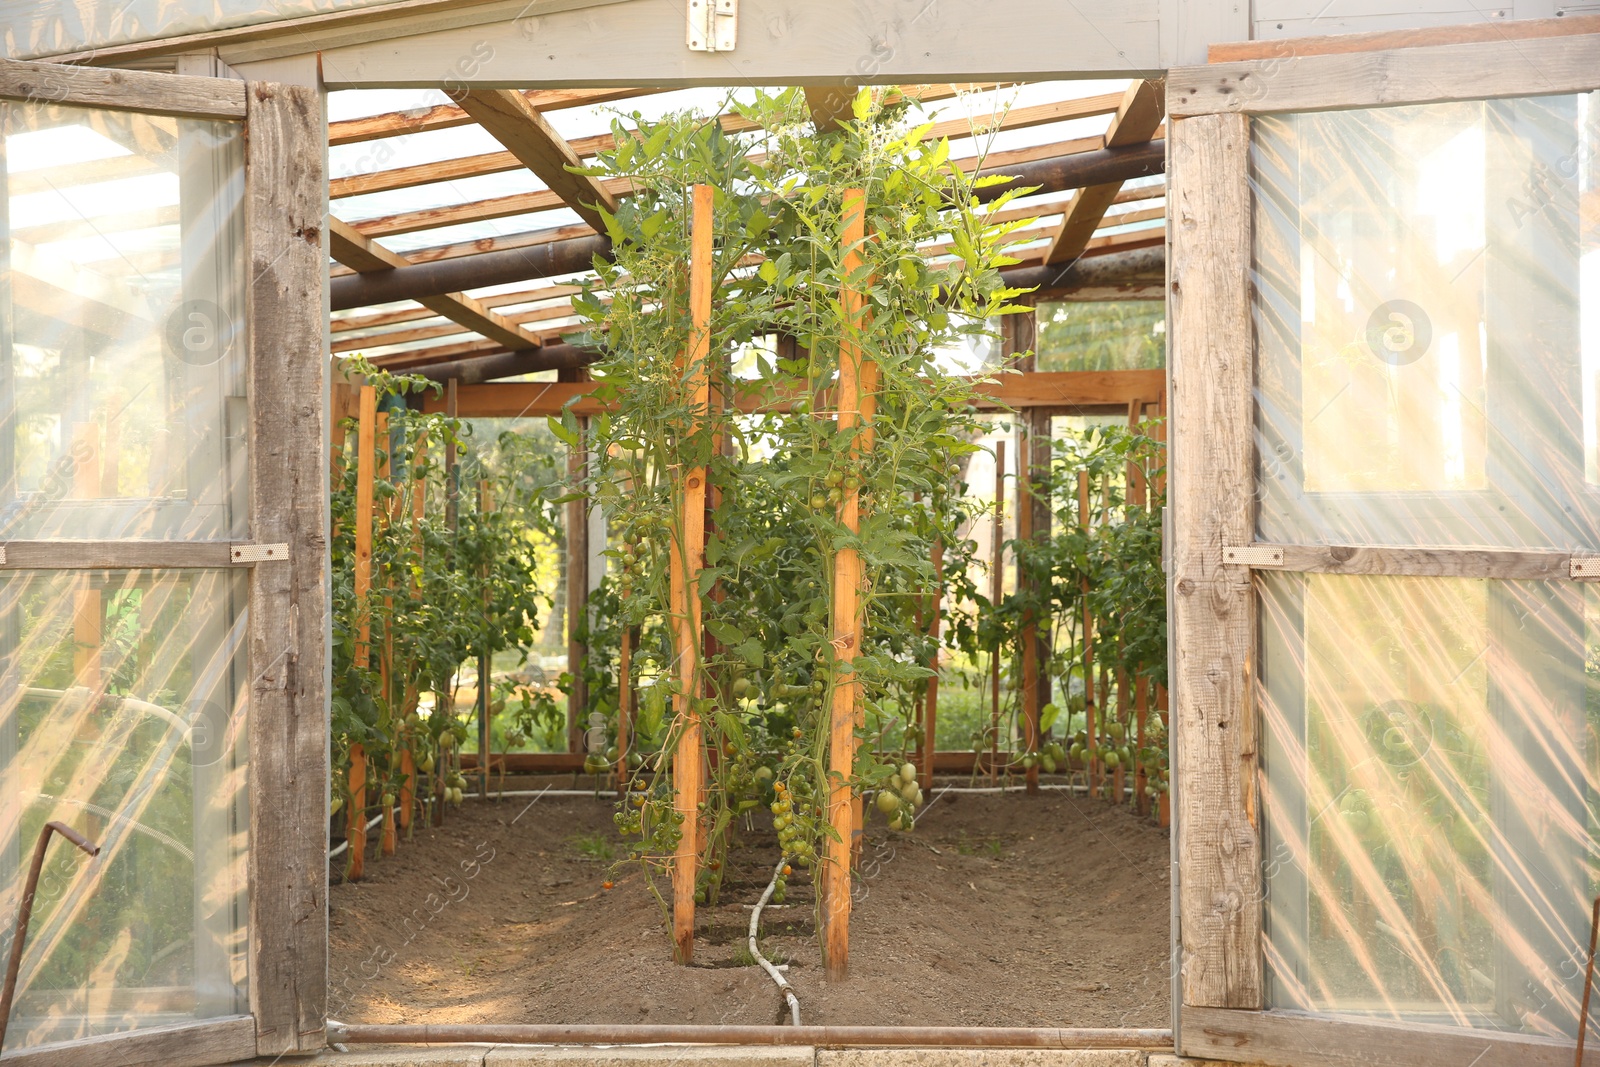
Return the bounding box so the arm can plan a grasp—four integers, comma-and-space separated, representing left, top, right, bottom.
1252, 92, 1600, 549
0, 569, 249, 1050
0, 0, 395, 60
1260, 572, 1600, 1036
0, 98, 247, 541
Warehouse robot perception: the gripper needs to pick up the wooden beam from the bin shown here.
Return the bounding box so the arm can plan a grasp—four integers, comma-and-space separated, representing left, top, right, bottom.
1208, 12, 1600, 63
1172, 24, 1600, 117
0, 57, 246, 120
1168, 111, 1262, 1010
1180, 1005, 1600, 1067
328, 217, 544, 352
0, 1015, 257, 1067
1044, 81, 1164, 265
424, 369, 1169, 419
245, 78, 330, 1056
456, 90, 619, 233
671, 184, 715, 965
329, 86, 651, 145
1230, 543, 1574, 581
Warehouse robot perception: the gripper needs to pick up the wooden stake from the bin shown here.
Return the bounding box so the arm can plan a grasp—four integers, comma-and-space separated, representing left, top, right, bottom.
399, 747, 415, 834
824, 187, 870, 982
1078, 469, 1096, 794
565, 429, 589, 753
670, 184, 715, 965
478, 478, 494, 800
347, 743, 367, 881
919, 538, 942, 792
353, 385, 377, 670
989, 439, 1006, 783
1017, 422, 1041, 795
616, 626, 634, 789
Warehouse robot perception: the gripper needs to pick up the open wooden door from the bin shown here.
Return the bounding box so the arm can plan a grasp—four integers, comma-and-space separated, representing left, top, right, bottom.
0, 59, 326, 1067
1166, 19, 1600, 1067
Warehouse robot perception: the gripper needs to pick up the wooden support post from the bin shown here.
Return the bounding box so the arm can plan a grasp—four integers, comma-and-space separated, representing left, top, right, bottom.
1017, 419, 1043, 795
376, 411, 398, 857
670, 184, 715, 965
824, 187, 870, 982
478, 478, 493, 799
919, 539, 942, 792
566, 430, 589, 752
353, 386, 376, 671
1078, 469, 1096, 795
616, 626, 634, 789
988, 439, 1006, 783
347, 743, 367, 881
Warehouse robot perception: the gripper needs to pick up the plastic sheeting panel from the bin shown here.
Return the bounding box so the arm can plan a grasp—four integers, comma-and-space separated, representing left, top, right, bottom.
0, 569, 250, 1048
1, 0, 395, 60
1254, 94, 1600, 549
1253, 93, 1600, 1036
0, 100, 247, 541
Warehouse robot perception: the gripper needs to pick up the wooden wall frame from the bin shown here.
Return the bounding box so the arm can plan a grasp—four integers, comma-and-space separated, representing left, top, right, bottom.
1166, 16, 1600, 1067
0, 59, 328, 1066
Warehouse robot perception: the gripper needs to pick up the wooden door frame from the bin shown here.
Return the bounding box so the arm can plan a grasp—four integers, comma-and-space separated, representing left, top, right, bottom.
1165, 17, 1600, 1067
0, 58, 328, 1067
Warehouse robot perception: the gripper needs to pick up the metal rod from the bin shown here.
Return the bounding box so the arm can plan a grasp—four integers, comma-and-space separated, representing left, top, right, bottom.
0, 821, 99, 1053
1577, 895, 1600, 1067
329, 1022, 1173, 1050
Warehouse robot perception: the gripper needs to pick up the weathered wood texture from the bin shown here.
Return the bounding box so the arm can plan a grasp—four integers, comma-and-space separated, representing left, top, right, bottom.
823, 188, 870, 981
1172, 24, 1600, 116
423, 370, 1168, 419
1237, 543, 1574, 580
245, 79, 330, 1056
0, 541, 235, 569
1045, 80, 1165, 265
0, 1015, 256, 1067
457, 90, 619, 233
670, 185, 715, 965
0, 58, 246, 119
1167, 111, 1262, 1010
1180, 1006, 1600, 1067
1208, 12, 1600, 62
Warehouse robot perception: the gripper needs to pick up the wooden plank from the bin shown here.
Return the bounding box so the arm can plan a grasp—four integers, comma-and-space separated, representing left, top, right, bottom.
1240, 543, 1573, 580
823, 187, 870, 982
1171, 28, 1600, 117
670, 184, 715, 965
0, 541, 235, 569
427, 370, 1169, 419
1180, 1006, 1600, 1067
0, 58, 245, 119
328, 218, 543, 352
329, 86, 653, 145
0, 1015, 256, 1067
1167, 111, 1262, 1010
245, 77, 330, 1057
1208, 12, 1600, 63
1043, 81, 1165, 265
457, 90, 620, 233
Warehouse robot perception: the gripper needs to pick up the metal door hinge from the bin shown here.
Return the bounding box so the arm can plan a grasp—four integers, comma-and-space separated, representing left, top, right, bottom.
232, 543, 289, 564
687, 0, 737, 52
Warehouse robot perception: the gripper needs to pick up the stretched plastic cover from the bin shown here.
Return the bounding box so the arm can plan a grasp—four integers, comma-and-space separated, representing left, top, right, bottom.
0, 99, 248, 540
1260, 572, 1600, 1035
1, 0, 394, 60
0, 569, 248, 1050
1253, 93, 1600, 549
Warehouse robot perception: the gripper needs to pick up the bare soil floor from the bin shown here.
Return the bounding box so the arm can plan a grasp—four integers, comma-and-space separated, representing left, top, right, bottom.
328, 784, 1171, 1029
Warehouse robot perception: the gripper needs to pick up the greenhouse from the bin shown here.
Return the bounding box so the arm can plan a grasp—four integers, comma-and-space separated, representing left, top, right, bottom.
0, 4, 1596, 1067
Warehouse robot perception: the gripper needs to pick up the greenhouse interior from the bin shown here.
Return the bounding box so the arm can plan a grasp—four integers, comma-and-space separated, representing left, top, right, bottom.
0, 6, 1597, 1067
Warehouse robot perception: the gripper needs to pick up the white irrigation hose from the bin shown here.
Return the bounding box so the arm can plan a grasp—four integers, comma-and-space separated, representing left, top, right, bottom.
328, 813, 386, 860
750, 857, 801, 1026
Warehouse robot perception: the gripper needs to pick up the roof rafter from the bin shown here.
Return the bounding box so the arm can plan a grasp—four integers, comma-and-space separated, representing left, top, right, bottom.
1042, 81, 1166, 266
329, 87, 652, 146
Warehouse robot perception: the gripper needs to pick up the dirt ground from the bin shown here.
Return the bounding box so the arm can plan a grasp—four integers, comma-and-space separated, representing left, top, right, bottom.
327, 783, 1172, 1029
